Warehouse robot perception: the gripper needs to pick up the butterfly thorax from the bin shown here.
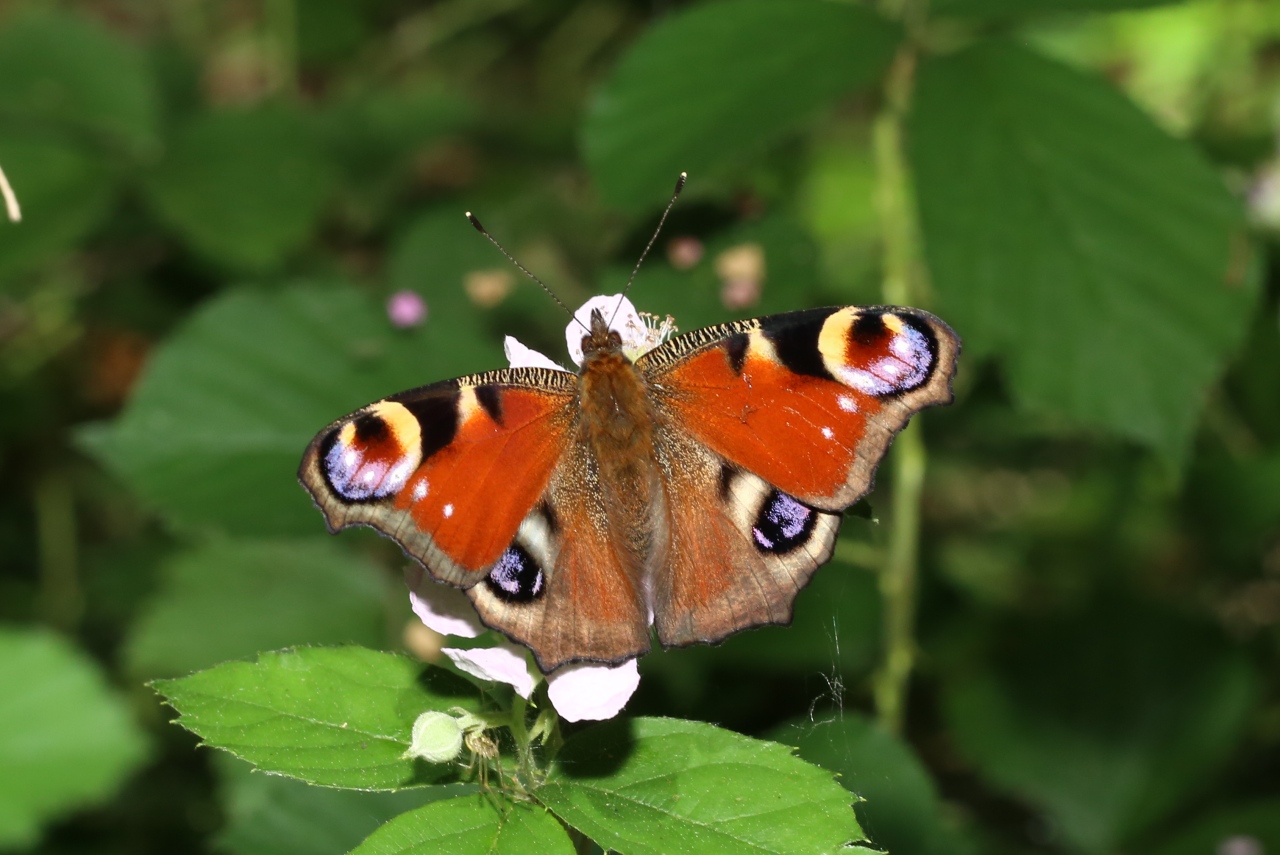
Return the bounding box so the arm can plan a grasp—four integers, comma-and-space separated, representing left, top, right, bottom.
577, 321, 661, 565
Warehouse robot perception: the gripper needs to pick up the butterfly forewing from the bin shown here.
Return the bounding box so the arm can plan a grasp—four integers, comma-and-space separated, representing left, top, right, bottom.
640, 306, 959, 511
298, 367, 577, 588
300, 304, 959, 671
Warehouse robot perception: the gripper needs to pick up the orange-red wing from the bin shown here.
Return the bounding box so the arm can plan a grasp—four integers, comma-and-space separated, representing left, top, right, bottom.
641, 306, 960, 510
298, 366, 577, 587
465, 441, 652, 673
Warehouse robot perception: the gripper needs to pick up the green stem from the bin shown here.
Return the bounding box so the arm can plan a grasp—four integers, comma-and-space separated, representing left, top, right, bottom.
508, 692, 534, 785
872, 18, 929, 736
873, 421, 925, 734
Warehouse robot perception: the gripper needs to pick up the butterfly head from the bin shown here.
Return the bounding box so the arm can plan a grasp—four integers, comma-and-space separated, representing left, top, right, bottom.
580, 308, 625, 360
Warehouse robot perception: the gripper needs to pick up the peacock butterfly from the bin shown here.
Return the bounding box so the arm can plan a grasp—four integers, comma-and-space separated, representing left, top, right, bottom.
299, 185, 960, 673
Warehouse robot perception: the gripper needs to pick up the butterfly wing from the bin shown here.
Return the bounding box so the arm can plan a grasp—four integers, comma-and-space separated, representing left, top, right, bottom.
299, 365, 651, 672
299, 366, 579, 588
639, 305, 959, 646
462, 439, 652, 672
649, 428, 844, 648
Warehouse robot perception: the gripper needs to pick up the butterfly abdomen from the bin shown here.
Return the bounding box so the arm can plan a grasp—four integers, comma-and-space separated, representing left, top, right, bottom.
578, 347, 663, 564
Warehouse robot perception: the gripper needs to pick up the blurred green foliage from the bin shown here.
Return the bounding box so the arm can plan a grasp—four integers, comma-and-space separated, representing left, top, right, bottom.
1, 0, 1279, 852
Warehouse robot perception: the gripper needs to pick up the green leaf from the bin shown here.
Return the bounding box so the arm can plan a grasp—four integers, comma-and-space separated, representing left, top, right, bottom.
773, 712, 972, 855
1149, 798, 1280, 855
0, 627, 148, 849
215, 755, 473, 855
125, 539, 389, 678
0, 132, 115, 280
539, 717, 863, 855
909, 41, 1255, 463
144, 106, 337, 270
942, 605, 1258, 853
584, 0, 900, 210
0, 10, 158, 152
932, 0, 1182, 19
155, 646, 481, 790
349, 795, 575, 855
80, 282, 499, 535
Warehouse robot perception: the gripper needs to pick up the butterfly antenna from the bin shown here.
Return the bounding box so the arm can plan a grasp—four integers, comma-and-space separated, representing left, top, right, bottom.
608, 171, 686, 328
466, 211, 586, 332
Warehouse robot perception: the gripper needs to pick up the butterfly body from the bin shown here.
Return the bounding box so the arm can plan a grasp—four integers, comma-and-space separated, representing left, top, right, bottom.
301, 303, 959, 672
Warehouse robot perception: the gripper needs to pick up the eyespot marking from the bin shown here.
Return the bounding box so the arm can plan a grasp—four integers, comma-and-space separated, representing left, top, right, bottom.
820, 309, 936, 397
321, 401, 423, 502
752, 490, 818, 555
485, 543, 546, 603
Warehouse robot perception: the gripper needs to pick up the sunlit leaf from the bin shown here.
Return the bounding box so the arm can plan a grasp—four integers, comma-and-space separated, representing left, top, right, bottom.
910, 41, 1255, 462
349, 795, 574, 855
0, 628, 148, 848
933, 0, 1182, 18
584, 0, 899, 210
155, 647, 481, 790
125, 539, 389, 677
80, 283, 499, 535
540, 717, 863, 854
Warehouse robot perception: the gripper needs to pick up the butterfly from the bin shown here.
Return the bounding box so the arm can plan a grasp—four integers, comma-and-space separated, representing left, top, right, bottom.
299, 292, 959, 673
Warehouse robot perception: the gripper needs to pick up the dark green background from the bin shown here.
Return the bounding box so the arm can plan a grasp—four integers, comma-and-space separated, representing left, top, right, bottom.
1, 0, 1278, 853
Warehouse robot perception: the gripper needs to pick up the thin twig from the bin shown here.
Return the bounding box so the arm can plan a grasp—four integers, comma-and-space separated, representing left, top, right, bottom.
0, 162, 21, 222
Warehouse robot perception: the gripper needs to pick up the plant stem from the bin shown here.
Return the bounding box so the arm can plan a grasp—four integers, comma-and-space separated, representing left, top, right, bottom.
872, 26, 928, 736
508, 692, 534, 785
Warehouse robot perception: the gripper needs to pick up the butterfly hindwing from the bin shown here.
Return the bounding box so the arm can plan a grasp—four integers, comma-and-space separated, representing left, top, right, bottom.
641, 306, 959, 511
298, 367, 577, 587
650, 429, 843, 649
464, 440, 652, 672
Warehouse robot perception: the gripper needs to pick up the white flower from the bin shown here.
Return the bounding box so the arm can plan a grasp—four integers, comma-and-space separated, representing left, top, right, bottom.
445, 643, 536, 699
502, 294, 675, 372
407, 564, 484, 638
408, 570, 641, 721
503, 336, 568, 372
547, 659, 641, 722
565, 294, 675, 365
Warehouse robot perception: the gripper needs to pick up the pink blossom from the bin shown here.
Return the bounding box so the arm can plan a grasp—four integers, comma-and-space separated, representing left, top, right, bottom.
386, 290, 427, 328
666, 236, 703, 270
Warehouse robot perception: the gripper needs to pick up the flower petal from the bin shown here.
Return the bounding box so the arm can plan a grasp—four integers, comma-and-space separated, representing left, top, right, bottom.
546, 658, 640, 722
444, 643, 536, 699
566, 294, 647, 365
504, 335, 568, 371
405, 565, 485, 638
